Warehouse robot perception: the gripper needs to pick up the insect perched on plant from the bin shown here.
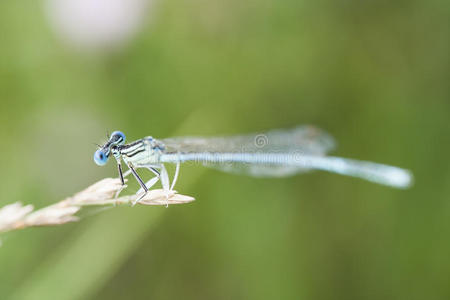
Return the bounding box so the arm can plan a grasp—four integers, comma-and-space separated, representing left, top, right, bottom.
94, 126, 413, 205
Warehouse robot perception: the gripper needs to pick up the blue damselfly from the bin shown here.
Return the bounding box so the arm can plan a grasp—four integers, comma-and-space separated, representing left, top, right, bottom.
94, 126, 413, 204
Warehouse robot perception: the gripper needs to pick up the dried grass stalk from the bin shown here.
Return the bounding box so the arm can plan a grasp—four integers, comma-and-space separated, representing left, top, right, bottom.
0, 178, 194, 234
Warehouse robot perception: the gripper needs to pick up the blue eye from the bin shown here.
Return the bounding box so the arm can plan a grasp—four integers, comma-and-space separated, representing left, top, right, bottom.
94, 149, 109, 166
110, 131, 126, 145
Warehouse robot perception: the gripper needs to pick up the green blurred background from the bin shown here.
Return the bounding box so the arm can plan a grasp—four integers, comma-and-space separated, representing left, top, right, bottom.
0, 0, 449, 299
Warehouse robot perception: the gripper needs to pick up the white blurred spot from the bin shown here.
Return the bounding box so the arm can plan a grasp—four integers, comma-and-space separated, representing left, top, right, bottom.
45, 0, 151, 52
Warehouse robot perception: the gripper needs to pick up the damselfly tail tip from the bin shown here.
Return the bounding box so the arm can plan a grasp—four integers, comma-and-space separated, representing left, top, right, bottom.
385, 167, 414, 189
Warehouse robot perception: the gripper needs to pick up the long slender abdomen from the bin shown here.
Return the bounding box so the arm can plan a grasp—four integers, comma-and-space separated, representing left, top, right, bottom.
159, 152, 413, 188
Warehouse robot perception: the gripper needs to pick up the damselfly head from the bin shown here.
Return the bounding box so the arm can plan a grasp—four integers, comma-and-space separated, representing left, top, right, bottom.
94, 131, 126, 166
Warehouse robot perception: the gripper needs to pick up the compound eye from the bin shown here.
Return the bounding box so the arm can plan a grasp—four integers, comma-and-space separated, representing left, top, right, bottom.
110, 131, 126, 145
94, 149, 109, 166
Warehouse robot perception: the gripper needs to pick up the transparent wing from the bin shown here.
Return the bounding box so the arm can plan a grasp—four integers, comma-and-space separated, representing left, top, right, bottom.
162, 125, 335, 155
158, 125, 413, 188
161, 126, 335, 177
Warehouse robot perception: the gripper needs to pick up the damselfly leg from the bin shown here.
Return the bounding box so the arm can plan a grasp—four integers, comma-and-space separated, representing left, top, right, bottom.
171, 161, 180, 191
128, 164, 148, 196
159, 164, 174, 207
118, 163, 181, 206
133, 167, 161, 206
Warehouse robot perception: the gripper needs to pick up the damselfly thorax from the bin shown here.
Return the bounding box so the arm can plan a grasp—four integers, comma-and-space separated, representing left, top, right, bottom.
116, 137, 166, 166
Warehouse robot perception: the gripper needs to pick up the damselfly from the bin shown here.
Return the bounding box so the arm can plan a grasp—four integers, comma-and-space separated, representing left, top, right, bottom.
94, 126, 413, 204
